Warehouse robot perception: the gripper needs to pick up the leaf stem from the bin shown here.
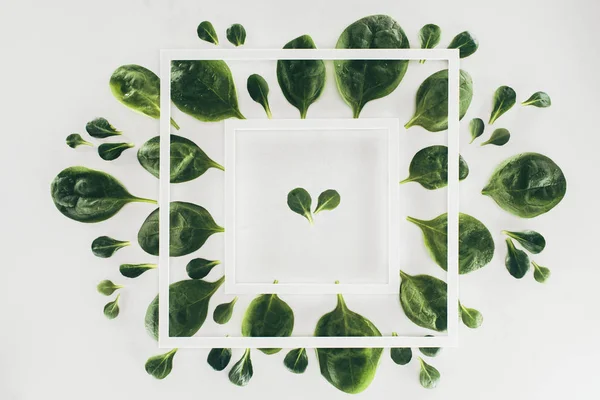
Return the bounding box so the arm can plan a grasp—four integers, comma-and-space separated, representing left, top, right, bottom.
133, 197, 158, 205
404, 116, 418, 129
170, 118, 180, 130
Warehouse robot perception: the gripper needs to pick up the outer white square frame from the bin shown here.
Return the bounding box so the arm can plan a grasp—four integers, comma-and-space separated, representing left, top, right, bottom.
224, 118, 400, 295
159, 49, 460, 349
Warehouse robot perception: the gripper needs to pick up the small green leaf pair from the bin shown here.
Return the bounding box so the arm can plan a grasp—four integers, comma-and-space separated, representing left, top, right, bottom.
389, 333, 441, 389
503, 230, 550, 282
470, 117, 513, 147
197, 21, 247, 47
206, 347, 254, 386
97, 280, 122, 320
73, 117, 133, 161
287, 188, 341, 224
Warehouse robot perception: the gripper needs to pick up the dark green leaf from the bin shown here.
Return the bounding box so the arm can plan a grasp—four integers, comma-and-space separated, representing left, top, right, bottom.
419, 24, 441, 52
228, 349, 253, 386
137, 135, 224, 183
459, 301, 483, 329
314, 189, 341, 214
51, 166, 156, 223
407, 213, 495, 274
66, 134, 92, 148
287, 188, 313, 224
91, 236, 130, 258
502, 230, 546, 254
405, 69, 473, 132
418, 357, 440, 389
98, 142, 133, 161
186, 258, 220, 279
315, 292, 382, 394
335, 15, 410, 118
119, 263, 156, 278
145, 349, 177, 379
138, 201, 224, 257
522, 91, 551, 108
85, 117, 122, 138
505, 238, 530, 279
197, 21, 218, 44
489, 86, 516, 124
109, 65, 179, 130
469, 118, 485, 144
390, 332, 412, 365
448, 31, 479, 58
284, 348, 308, 374
400, 145, 469, 190
247, 74, 272, 118
213, 297, 238, 324
419, 335, 441, 357
97, 280, 122, 296
532, 261, 551, 283
226, 24, 246, 46
145, 277, 225, 340
399, 271, 447, 332
103, 294, 120, 319
277, 35, 325, 119
171, 60, 244, 121
207, 347, 232, 371
481, 128, 510, 146
482, 153, 567, 218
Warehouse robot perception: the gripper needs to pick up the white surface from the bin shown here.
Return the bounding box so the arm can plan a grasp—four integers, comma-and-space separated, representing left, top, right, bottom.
1, 0, 600, 399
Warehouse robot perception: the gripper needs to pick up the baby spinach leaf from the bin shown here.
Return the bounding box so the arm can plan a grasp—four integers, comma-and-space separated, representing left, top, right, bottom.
532, 261, 551, 283
98, 142, 133, 161
66, 134, 92, 148
119, 263, 156, 278
229, 349, 253, 387
138, 201, 224, 257
399, 271, 447, 332
489, 86, 516, 124
390, 332, 412, 365
469, 118, 485, 144
482, 153, 567, 218
186, 258, 220, 279
51, 166, 156, 223
418, 357, 440, 389
213, 297, 238, 325
448, 31, 479, 58
137, 135, 224, 183
400, 145, 469, 190
418, 24, 441, 63
284, 348, 308, 374
335, 15, 410, 118
287, 188, 313, 224
109, 65, 179, 130
314, 189, 341, 214
207, 347, 232, 371
502, 230, 546, 254
459, 301, 483, 329
277, 35, 325, 119
407, 213, 495, 274
103, 294, 120, 319
145, 349, 177, 380
242, 284, 294, 354
91, 236, 130, 258
505, 238, 530, 279
247, 74, 272, 118
226, 24, 246, 46
197, 21, 218, 44
481, 128, 510, 146
145, 276, 225, 340
97, 280, 122, 296
171, 60, 245, 121
85, 117, 121, 138
405, 69, 473, 132
522, 91, 551, 108
315, 291, 382, 394
419, 335, 441, 357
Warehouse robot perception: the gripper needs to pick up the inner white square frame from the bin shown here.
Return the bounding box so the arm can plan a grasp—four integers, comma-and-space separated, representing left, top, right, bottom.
159, 49, 460, 349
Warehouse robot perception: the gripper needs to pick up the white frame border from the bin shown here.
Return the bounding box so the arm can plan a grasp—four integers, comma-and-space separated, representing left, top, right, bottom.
159, 49, 460, 349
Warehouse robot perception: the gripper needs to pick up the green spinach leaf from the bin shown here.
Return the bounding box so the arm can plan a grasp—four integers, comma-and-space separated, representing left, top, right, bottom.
66, 134, 92, 148
284, 348, 308, 374
119, 263, 156, 278
481, 128, 510, 146
207, 347, 232, 371
197, 21, 218, 44
213, 297, 238, 325
459, 301, 483, 329
145, 349, 177, 380
502, 230, 546, 254
419, 335, 441, 357
482, 153, 567, 218
532, 261, 551, 283
171, 60, 245, 121
334, 15, 410, 118
405, 69, 473, 132
418, 24, 441, 63
277, 35, 325, 119
469, 118, 485, 144
98, 142, 133, 161
522, 91, 551, 108
91, 236, 130, 258
390, 332, 412, 365
226, 24, 246, 46
137, 135, 224, 183
400, 145, 469, 189
186, 258, 220, 279
407, 213, 495, 274
85, 117, 121, 138
247, 74, 272, 118
314, 189, 341, 214
418, 357, 440, 389
448, 31, 479, 58
399, 271, 447, 332
505, 238, 530, 279
138, 201, 223, 257
229, 349, 253, 386
287, 188, 313, 224
489, 86, 516, 124
97, 280, 122, 296
103, 294, 120, 319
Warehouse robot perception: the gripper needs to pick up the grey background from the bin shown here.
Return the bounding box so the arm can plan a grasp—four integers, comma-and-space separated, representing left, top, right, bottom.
1, 0, 599, 398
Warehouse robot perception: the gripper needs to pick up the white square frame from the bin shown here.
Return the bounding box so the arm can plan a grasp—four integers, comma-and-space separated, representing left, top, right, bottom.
159, 49, 460, 349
